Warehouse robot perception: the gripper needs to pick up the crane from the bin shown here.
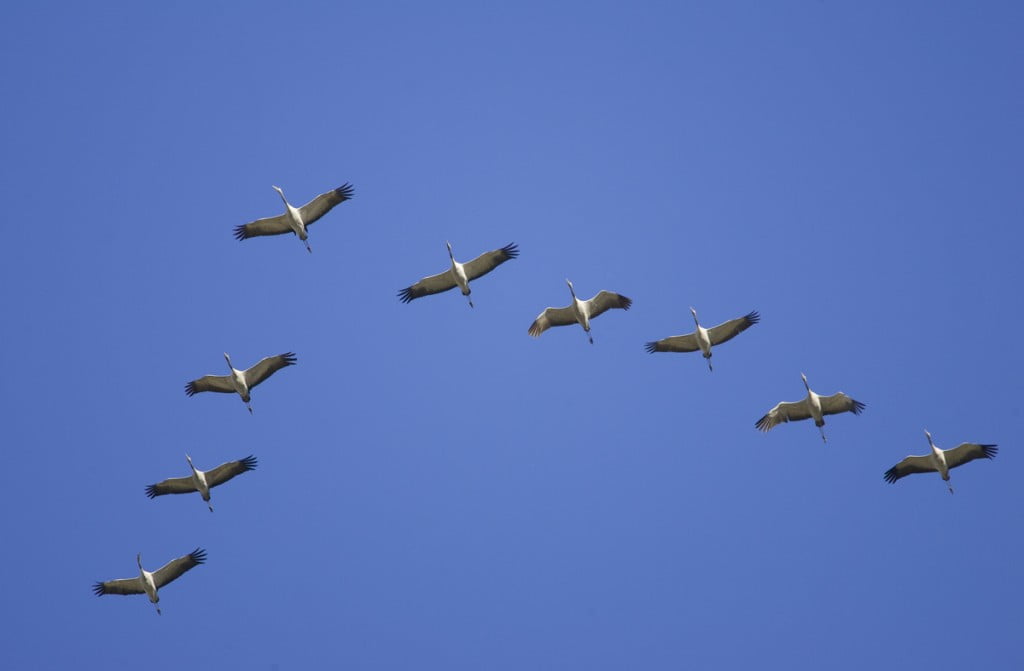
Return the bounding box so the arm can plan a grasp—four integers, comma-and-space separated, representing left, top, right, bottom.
528, 280, 631, 344
185, 352, 296, 414
233, 183, 354, 253
645, 308, 759, 371
884, 431, 997, 494
93, 548, 207, 615
146, 455, 257, 511
755, 373, 865, 442
398, 242, 519, 307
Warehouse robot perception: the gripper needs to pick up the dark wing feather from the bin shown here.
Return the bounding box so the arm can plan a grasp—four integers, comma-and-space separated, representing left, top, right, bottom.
944, 443, 998, 469
398, 270, 456, 303
243, 353, 296, 389
152, 548, 207, 589
298, 183, 354, 227
233, 214, 292, 241
205, 455, 258, 488
185, 375, 235, 396
586, 291, 632, 319
93, 577, 144, 596
146, 476, 197, 498
462, 243, 519, 281
707, 310, 760, 346
883, 455, 936, 483
645, 333, 700, 353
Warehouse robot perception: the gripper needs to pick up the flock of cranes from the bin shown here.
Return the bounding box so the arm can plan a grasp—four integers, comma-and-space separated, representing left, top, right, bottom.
93, 181, 999, 614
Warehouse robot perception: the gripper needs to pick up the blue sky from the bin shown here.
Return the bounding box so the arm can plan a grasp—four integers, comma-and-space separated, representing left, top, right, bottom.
2, 2, 1022, 669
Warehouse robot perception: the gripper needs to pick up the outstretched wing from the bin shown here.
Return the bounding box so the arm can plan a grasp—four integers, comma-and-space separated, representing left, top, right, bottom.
298, 183, 354, 227
944, 443, 998, 470
755, 400, 812, 432
883, 455, 936, 483
398, 269, 456, 303
233, 214, 293, 241
185, 375, 235, 396
205, 455, 258, 488
585, 291, 632, 319
243, 353, 297, 389
819, 393, 865, 418
645, 333, 699, 353
93, 577, 145, 596
528, 306, 576, 337
707, 310, 760, 346
462, 243, 519, 281
146, 476, 197, 498
152, 548, 207, 589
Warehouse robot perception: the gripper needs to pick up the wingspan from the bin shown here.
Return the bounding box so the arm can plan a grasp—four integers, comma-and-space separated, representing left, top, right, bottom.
243, 353, 297, 389
707, 310, 760, 346
462, 243, 519, 281
185, 375, 235, 396
205, 455, 258, 488
944, 443, 998, 469
883, 455, 936, 483
233, 214, 293, 241
152, 548, 207, 589
93, 577, 145, 596
528, 306, 577, 337
645, 333, 700, 353
585, 291, 632, 318
298, 183, 354, 227
755, 400, 812, 432
146, 476, 197, 498
818, 393, 865, 417
398, 269, 457, 303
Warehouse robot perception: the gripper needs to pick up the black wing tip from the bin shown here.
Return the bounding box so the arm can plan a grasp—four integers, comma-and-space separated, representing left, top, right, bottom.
184, 382, 197, 397
644, 341, 659, 353
745, 310, 761, 324
190, 548, 208, 564
883, 469, 899, 484
501, 242, 520, 259
397, 287, 416, 303
92, 582, 106, 596
145, 485, 158, 499
280, 352, 298, 366
232, 224, 249, 241
852, 400, 866, 414
620, 295, 633, 310
240, 455, 258, 471
982, 444, 998, 459
754, 416, 771, 432
334, 183, 355, 200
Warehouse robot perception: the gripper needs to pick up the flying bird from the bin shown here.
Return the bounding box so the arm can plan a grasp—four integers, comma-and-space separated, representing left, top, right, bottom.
755, 373, 865, 442
884, 431, 997, 494
645, 308, 759, 371
146, 455, 257, 512
528, 279, 631, 344
93, 548, 207, 615
185, 352, 296, 414
233, 183, 354, 253
398, 242, 519, 307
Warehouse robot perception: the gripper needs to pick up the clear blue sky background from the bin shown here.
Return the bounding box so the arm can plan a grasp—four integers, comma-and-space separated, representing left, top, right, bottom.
1, 2, 1022, 669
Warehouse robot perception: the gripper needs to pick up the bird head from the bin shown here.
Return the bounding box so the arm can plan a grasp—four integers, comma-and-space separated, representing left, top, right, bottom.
186, 454, 195, 468
689, 306, 699, 323
800, 372, 810, 388
924, 430, 933, 444
271, 185, 283, 194
223, 352, 232, 366
136, 553, 143, 568
565, 278, 575, 295
446, 241, 454, 258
